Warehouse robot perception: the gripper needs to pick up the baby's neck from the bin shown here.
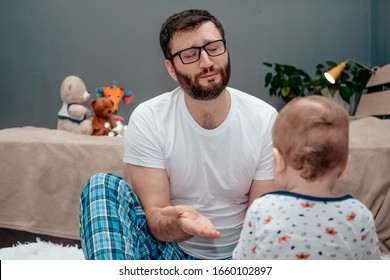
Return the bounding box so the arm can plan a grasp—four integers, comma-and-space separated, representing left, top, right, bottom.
287, 185, 335, 198
283, 167, 338, 198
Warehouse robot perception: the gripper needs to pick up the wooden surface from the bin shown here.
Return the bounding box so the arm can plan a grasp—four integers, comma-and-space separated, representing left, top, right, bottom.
0, 228, 81, 249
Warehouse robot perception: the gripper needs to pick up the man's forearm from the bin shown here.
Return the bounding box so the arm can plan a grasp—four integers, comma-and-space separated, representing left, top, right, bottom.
145, 207, 193, 242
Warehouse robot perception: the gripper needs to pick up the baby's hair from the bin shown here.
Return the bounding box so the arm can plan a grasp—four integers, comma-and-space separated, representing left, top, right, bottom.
272, 95, 349, 181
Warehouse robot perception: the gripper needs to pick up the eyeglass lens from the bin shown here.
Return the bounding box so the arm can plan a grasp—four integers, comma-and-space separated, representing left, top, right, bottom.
179, 40, 226, 64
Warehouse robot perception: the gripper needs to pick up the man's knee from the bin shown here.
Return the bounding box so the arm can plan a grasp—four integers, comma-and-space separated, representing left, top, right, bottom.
87, 172, 127, 190
82, 172, 135, 202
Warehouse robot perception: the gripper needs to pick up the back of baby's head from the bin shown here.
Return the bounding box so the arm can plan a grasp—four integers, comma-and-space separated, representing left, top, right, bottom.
272, 95, 349, 181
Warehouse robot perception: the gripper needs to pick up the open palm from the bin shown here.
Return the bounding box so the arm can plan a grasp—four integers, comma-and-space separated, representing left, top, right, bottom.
160, 205, 221, 239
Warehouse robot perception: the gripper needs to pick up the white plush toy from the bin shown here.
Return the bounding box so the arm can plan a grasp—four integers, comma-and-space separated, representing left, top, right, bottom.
57, 75, 93, 135
108, 120, 128, 138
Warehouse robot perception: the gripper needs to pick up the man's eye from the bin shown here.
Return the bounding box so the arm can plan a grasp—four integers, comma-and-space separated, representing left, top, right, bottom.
182, 49, 197, 58
206, 46, 220, 54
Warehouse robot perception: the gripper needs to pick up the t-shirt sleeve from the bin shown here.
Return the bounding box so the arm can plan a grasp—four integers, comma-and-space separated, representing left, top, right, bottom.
123, 104, 165, 169
254, 110, 278, 180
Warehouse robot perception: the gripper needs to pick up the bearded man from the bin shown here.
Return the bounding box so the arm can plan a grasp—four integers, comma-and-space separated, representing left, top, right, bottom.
80, 9, 278, 260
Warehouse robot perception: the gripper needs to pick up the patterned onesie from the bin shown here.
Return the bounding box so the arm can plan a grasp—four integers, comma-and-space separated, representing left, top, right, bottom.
233, 191, 381, 259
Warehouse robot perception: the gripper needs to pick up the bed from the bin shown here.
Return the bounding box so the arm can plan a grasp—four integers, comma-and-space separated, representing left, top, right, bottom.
0, 117, 389, 253
0, 127, 128, 242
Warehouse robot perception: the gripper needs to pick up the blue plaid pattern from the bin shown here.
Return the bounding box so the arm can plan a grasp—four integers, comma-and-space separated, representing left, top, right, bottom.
79, 173, 195, 260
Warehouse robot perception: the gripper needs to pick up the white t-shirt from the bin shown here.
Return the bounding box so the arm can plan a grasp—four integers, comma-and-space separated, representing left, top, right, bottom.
124, 86, 277, 259
233, 191, 381, 260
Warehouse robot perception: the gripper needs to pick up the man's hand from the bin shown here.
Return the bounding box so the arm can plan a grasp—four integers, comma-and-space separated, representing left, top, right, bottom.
160, 205, 221, 239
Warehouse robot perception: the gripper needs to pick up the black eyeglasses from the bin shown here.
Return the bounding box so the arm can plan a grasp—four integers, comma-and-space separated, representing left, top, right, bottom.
169, 39, 227, 64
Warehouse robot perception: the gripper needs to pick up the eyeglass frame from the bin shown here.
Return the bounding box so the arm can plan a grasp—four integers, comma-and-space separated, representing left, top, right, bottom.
168, 39, 227, 65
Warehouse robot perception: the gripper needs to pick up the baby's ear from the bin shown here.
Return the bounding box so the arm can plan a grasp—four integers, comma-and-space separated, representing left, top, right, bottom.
273, 148, 286, 175
337, 155, 351, 179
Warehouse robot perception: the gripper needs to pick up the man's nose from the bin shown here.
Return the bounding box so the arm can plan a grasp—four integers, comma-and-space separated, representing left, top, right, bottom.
199, 49, 214, 68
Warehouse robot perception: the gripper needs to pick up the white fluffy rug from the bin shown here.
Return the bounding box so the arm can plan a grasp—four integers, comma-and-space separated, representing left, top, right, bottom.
0, 238, 85, 260
0, 238, 389, 260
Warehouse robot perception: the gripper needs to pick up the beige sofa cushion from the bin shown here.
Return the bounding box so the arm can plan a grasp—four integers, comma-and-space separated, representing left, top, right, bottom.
334, 117, 390, 254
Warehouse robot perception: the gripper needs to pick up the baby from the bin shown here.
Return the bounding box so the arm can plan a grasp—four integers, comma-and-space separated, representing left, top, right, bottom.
233, 95, 381, 259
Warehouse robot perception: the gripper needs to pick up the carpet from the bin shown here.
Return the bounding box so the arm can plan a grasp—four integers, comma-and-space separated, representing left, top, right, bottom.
0, 238, 85, 260
0, 239, 389, 260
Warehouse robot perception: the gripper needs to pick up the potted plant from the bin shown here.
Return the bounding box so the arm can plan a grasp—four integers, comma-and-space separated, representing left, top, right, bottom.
263, 61, 372, 115
310, 61, 371, 115
263, 62, 311, 103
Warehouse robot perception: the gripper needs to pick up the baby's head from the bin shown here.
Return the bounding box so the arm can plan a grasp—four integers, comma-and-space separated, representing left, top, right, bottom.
272, 95, 349, 181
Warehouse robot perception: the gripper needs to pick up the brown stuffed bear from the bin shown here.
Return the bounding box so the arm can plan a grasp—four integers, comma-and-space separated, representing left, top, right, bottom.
91, 97, 117, 136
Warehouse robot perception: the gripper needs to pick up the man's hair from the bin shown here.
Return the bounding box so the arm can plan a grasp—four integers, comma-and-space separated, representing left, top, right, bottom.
272, 95, 349, 181
159, 9, 225, 60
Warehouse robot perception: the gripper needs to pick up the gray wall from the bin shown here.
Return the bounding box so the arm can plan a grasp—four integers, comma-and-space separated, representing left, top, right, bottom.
371, 0, 390, 66
0, 0, 387, 129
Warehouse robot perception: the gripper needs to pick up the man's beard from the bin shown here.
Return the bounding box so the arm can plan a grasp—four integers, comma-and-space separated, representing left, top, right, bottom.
173, 56, 231, 101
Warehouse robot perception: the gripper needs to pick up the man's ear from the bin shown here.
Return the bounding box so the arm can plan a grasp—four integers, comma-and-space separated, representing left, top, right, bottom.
273, 148, 286, 176
164, 60, 178, 81
337, 155, 351, 179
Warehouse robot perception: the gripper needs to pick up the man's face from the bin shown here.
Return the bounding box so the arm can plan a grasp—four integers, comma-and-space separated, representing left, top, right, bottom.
172, 55, 231, 101
167, 21, 231, 101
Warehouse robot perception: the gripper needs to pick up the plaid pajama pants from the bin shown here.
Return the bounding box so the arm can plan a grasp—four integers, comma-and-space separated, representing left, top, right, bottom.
79, 173, 195, 260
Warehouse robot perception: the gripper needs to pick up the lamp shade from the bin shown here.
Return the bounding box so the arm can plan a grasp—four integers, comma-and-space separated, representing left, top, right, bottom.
324, 62, 347, 84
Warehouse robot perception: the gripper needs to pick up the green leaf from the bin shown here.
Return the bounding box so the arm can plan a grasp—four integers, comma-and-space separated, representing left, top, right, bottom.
265, 73, 272, 86
339, 87, 353, 103
281, 87, 290, 97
